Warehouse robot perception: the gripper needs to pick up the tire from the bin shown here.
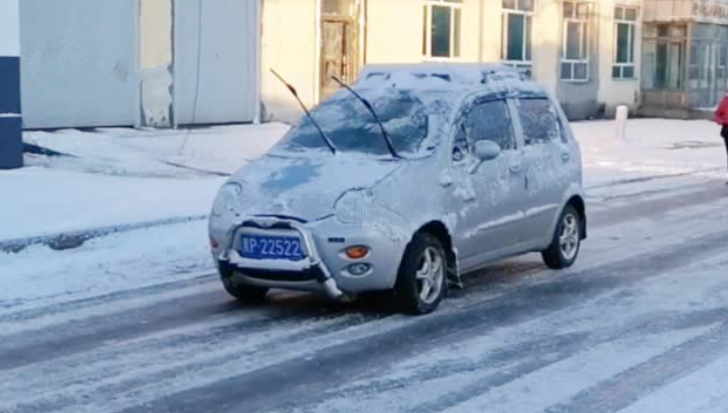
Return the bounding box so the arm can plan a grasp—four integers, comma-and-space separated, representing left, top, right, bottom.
395, 233, 448, 315
542, 205, 582, 270
221, 275, 269, 302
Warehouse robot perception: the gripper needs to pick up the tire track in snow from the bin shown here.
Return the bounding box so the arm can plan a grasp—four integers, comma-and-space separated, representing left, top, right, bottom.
0, 312, 389, 413
0, 273, 217, 326
589, 180, 728, 228
1, 182, 726, 412
279, 257, 728, 413
541, 321, 728, 413
113, 227, 728, 413
2, 191, 723, 374
323, 308, 728, 413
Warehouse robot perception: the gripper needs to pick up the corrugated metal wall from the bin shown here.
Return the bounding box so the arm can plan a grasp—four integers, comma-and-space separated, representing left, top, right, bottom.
19, 0, 138, 129
174, 0, 260, 125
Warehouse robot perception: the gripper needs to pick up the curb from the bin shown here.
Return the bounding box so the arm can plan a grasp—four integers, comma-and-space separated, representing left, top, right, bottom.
0, 215, 208, 253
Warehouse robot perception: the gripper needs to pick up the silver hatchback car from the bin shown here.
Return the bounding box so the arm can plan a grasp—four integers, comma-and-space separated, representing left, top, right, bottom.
209, 64, 586, 314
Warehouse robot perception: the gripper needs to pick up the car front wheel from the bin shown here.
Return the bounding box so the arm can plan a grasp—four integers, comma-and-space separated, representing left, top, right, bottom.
542, 205, 581, 270
395, 234, 447, 315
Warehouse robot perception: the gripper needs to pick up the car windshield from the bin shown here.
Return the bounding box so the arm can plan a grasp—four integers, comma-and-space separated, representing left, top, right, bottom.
275, 89, 429, 156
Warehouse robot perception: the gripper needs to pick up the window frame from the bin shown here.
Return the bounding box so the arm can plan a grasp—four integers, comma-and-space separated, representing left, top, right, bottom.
613, 5, 639, 80
642, 24, 687, 92
515, 97, 564, 147
561, 1, 590, 83
452, 97, 517, 163
422, 0, 463, 60
501, 0, 534, 69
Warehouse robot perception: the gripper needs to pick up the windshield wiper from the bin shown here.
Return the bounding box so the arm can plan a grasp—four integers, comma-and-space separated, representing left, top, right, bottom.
271, 69, 336, 155
331, 76, 401, 159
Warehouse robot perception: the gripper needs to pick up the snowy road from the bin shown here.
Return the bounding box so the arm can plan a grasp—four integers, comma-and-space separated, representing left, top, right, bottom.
2, 177, 728, 413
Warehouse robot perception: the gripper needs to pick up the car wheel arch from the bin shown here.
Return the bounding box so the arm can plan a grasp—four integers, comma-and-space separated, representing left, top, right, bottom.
566, 195, 587, 240
408, 221, 461, 288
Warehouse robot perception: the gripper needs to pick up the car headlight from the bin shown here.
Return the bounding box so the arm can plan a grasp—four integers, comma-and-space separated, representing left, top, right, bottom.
212, 182, 243, 218
335, 189, 374, 224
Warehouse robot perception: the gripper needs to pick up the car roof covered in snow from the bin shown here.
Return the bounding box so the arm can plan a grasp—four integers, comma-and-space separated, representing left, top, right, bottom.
353, 63, 548, 100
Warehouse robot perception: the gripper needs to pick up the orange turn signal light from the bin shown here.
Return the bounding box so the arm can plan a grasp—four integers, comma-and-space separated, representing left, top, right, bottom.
345, 246, 369, 260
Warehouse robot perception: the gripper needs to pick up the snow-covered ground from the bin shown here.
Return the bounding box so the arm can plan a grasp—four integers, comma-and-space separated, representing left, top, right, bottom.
577, 119, 726, 186
0, 118, 726, 314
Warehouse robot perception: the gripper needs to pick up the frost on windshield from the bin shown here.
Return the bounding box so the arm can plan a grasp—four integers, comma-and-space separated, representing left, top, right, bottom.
277, 88, 429, 156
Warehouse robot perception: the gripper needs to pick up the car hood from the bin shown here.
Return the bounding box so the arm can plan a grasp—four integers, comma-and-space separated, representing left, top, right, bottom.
228, 153, 402, 222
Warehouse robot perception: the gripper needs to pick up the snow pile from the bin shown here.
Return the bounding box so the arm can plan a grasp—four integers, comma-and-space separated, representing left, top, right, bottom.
0, 220, 212, 312
0, 168, 223, 241
24, 123, 289, 177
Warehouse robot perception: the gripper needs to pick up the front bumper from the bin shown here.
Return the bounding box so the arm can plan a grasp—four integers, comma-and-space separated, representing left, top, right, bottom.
214, 216, 406, 298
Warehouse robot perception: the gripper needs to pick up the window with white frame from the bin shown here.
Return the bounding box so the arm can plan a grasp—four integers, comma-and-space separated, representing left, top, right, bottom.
502, 0, 533, 68
561, 2, 590, 81
613, 5, 638, 79
422, 0, 463, 59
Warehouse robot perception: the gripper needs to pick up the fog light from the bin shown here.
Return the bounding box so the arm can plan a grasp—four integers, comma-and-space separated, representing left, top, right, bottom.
345, 246, 369, 260
347, 263, 372, 276
209, 236, 219, 249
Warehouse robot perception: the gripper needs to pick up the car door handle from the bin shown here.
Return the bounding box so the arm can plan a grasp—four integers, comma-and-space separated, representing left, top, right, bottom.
509, 164, 522, 174
561, 152, 571, 162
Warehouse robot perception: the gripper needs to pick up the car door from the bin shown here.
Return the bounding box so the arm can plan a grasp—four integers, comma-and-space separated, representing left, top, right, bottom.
515, 97, 573, 244
449, 96, 527, 268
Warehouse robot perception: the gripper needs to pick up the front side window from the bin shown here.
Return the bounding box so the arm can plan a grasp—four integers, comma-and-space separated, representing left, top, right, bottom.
516, 98, 562, 146
423, 0, 462, 58
561, 2, 590, 81
453, 99, 515, 162
502, 0, 533, 67
613, 6, 638, 79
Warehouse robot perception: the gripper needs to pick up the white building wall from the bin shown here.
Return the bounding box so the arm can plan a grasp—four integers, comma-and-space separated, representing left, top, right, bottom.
260, 0, 319, 123
140, 0, 173, 128
174, 0, 260, 125
0, 0, 20, 57
597, 0, 644, 113
19, 0, 139, 129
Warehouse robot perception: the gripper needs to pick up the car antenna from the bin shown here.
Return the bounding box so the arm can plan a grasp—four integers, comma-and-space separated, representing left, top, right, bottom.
271, 69, 336, 155
331, 75, 401, 159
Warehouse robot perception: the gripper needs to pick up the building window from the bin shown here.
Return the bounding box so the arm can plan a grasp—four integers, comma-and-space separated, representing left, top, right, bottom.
561, 2, 590, 82
502, 0, 533, 68
423, 0, 462, 58
613, 5, 638, 79
642, 24, 686, 91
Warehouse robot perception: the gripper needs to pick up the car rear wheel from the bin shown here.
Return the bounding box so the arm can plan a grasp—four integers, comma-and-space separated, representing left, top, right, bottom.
221, 275, 269, 302
395, 234, 447, 315
542, 205, 581, 270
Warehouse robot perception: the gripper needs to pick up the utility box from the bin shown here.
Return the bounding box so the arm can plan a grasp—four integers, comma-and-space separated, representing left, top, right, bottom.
0, 115, 23, 169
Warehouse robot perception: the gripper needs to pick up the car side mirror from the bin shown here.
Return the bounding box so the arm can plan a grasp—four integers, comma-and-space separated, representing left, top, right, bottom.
469, 140, 502, 174
474, 140, 502, 161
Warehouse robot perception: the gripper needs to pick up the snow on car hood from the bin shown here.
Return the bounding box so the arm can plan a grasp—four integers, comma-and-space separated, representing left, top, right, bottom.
227, 153, 401, 222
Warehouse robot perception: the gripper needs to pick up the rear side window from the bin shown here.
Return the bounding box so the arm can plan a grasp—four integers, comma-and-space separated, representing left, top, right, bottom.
516, 98, 564, 145
454, 99, 515, 161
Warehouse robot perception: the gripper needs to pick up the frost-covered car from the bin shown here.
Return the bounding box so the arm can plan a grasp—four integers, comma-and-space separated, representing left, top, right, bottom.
209, 64, 586, 315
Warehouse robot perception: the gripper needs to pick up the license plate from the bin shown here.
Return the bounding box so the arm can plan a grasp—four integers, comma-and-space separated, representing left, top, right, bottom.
238, 234, 305, 261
